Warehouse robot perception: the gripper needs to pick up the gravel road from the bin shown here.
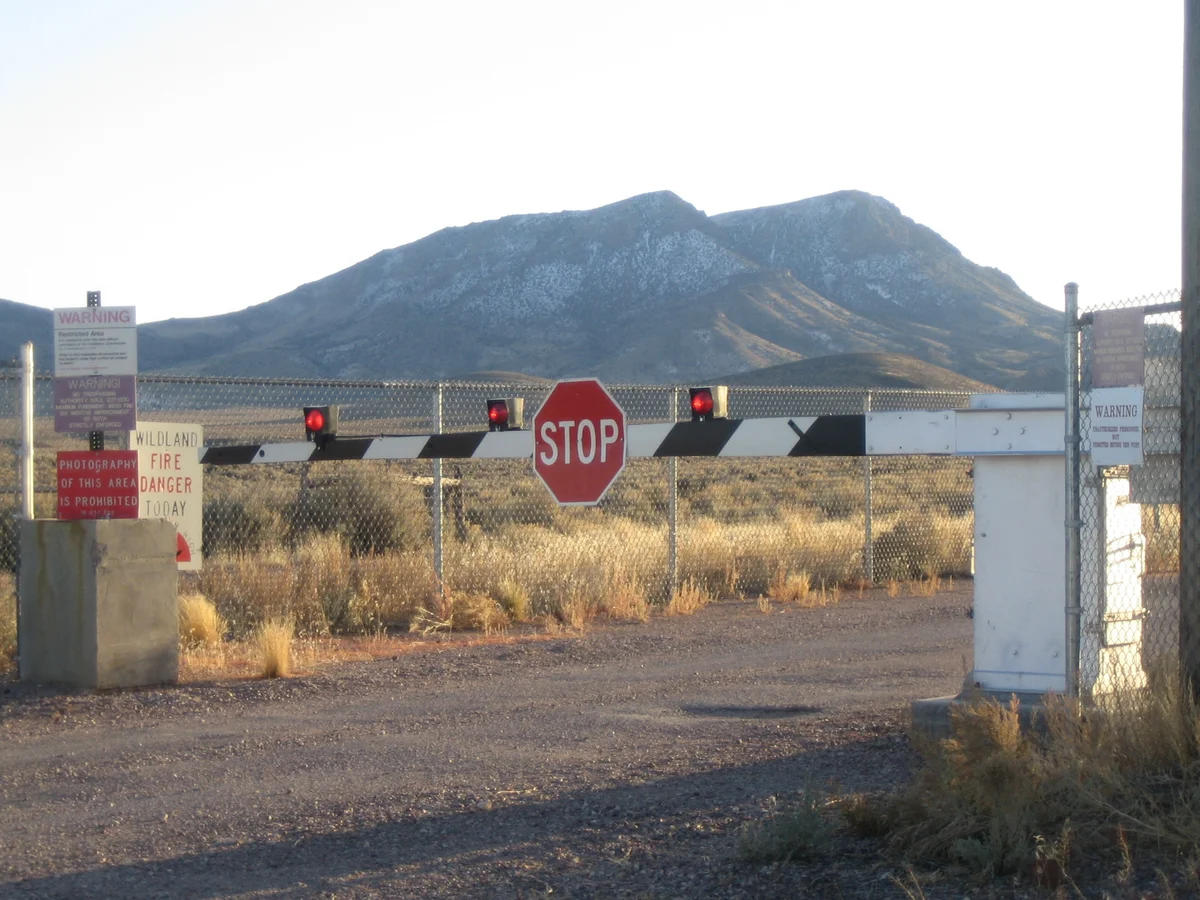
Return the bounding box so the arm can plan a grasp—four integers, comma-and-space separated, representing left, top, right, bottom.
1, 587, 978, 899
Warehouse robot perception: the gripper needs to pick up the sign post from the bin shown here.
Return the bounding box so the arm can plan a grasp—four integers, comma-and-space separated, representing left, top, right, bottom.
532, 378, 626, 505
131, 422, 204, 570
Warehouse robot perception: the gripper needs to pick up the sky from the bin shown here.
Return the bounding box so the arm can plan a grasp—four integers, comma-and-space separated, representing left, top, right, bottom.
0, 1, 1184, 324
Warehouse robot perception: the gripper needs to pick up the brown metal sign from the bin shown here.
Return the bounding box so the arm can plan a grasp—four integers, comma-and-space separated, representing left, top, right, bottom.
1091, 306, 1145, 388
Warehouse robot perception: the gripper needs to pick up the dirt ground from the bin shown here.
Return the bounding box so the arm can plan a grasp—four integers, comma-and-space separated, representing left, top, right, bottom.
0, 585, 1006, 899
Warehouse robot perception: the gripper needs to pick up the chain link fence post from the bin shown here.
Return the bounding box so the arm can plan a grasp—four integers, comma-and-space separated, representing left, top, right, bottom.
20, 343, 34, 521
863, 391, 874, 585
668, 386, 679, 598
432, 381, 445, 602
1064, 283, 1082, 696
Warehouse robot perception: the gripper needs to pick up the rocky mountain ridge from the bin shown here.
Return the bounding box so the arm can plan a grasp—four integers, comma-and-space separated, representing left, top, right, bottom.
1, 190, 1063, 390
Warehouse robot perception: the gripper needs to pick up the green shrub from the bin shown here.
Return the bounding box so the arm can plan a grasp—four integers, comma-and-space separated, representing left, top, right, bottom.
203, 497, 277, 556
285, 470, 428, 556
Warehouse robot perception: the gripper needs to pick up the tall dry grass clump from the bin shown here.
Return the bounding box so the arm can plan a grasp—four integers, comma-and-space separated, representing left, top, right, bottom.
849, 668, 1200, 884
178, 593, 226, 648
0, 572, 16, 673
666, 578, 712, 616
768, 568, 813, 604
255, 617, 294, 678
600, 566, 651, 622
491, 577, 530, 622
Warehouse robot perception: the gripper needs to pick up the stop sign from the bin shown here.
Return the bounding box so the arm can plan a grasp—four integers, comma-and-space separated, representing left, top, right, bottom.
533, 379, 627, 505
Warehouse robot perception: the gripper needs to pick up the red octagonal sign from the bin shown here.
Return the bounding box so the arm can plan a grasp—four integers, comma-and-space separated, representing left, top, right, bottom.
533, 378, 626, 505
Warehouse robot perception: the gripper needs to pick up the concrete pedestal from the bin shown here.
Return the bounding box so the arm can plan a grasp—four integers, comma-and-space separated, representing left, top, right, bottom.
19, 519, 178, 688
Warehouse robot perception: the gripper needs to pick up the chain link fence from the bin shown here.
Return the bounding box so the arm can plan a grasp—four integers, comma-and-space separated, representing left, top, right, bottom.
1, 369, 976, 641
1069, 290, 1182, 696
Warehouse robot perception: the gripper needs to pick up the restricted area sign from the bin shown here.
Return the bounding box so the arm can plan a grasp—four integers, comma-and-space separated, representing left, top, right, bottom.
533, 378, 626, 505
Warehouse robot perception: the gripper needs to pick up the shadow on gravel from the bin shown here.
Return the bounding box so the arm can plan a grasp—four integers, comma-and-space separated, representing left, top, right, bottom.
5, 738, 911, 899
679, 704, 823, 719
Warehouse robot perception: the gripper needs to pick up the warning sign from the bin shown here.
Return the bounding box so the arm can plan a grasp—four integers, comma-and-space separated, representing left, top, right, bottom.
1092, 307, 1145, 388
57, 451, 140, 520
131, 422, 204, 570
1090, 385, 1144, 467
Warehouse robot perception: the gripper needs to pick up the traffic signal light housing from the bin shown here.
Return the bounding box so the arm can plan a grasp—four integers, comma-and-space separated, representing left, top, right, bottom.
689, 386, 728, 422
303, 405, 339, 449
486, 397, 524, 432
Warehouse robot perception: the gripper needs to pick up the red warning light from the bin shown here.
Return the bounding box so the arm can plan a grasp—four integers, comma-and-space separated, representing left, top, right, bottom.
486, 398, 523, 432
302, 405, 339, 447
688, 386, 728, 422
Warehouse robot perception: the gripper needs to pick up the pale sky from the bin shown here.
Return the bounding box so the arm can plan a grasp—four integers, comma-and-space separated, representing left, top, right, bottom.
0, 1, 1183, 324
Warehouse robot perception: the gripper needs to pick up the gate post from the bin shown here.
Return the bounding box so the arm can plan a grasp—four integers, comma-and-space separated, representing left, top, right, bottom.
1065, 282, 1082, 696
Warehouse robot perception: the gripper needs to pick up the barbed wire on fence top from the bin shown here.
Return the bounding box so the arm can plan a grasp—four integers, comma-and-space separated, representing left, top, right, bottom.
1078, 288, 1182, 313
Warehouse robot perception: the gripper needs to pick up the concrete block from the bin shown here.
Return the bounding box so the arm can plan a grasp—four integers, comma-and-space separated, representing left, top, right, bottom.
911, 690, 1058, 742
19, 519, 178, 688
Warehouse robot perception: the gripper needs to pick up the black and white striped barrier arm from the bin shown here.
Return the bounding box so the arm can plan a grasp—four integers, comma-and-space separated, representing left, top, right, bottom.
199, 408, 1064, 465
200, 415, 865, 465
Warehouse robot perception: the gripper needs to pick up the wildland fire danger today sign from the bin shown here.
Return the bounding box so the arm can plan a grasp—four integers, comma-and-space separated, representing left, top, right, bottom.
132, 422, 204, 570
533, 379, 626, 505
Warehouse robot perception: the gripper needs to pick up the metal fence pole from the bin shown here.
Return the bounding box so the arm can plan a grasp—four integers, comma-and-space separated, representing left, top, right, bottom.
1064, 282, 1082, 697
432, 382, 445, 601
668, 386, 679, 598
1183, 0, 1200, 695
20, 342, 34, 520
863, 392, 874, 584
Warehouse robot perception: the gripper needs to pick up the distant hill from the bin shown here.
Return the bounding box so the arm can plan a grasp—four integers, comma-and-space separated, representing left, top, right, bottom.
1, 190, 1064, 390
715, 352, 998, 392
0, 298, 53, 365
452, 370, 554, 385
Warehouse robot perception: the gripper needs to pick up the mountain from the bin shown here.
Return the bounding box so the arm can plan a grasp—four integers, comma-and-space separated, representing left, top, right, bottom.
0, 298, 54, 365
3, 191, 1064, 389
717, 352, 997, 392
712, 194, 1060, 389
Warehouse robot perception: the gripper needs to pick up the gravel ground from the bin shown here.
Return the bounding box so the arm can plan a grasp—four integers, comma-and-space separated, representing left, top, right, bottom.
0, 584, 1097, 898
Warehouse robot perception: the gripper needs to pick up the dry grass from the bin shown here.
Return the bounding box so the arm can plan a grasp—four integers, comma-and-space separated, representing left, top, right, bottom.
851, 666, 1200, 884
600, 566, 650, 622
180, 459, 974, 642
183, 504, 972, 640
665, 578, 712, 616
551, 581, 592, 631
179, 593, 226, 648
0, 571, 16, 673
886, 579, 901, 598
446, 592, 509, 634
492, 578, 530, 622
768, 568, 814, 604
255, 617, 294, 678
